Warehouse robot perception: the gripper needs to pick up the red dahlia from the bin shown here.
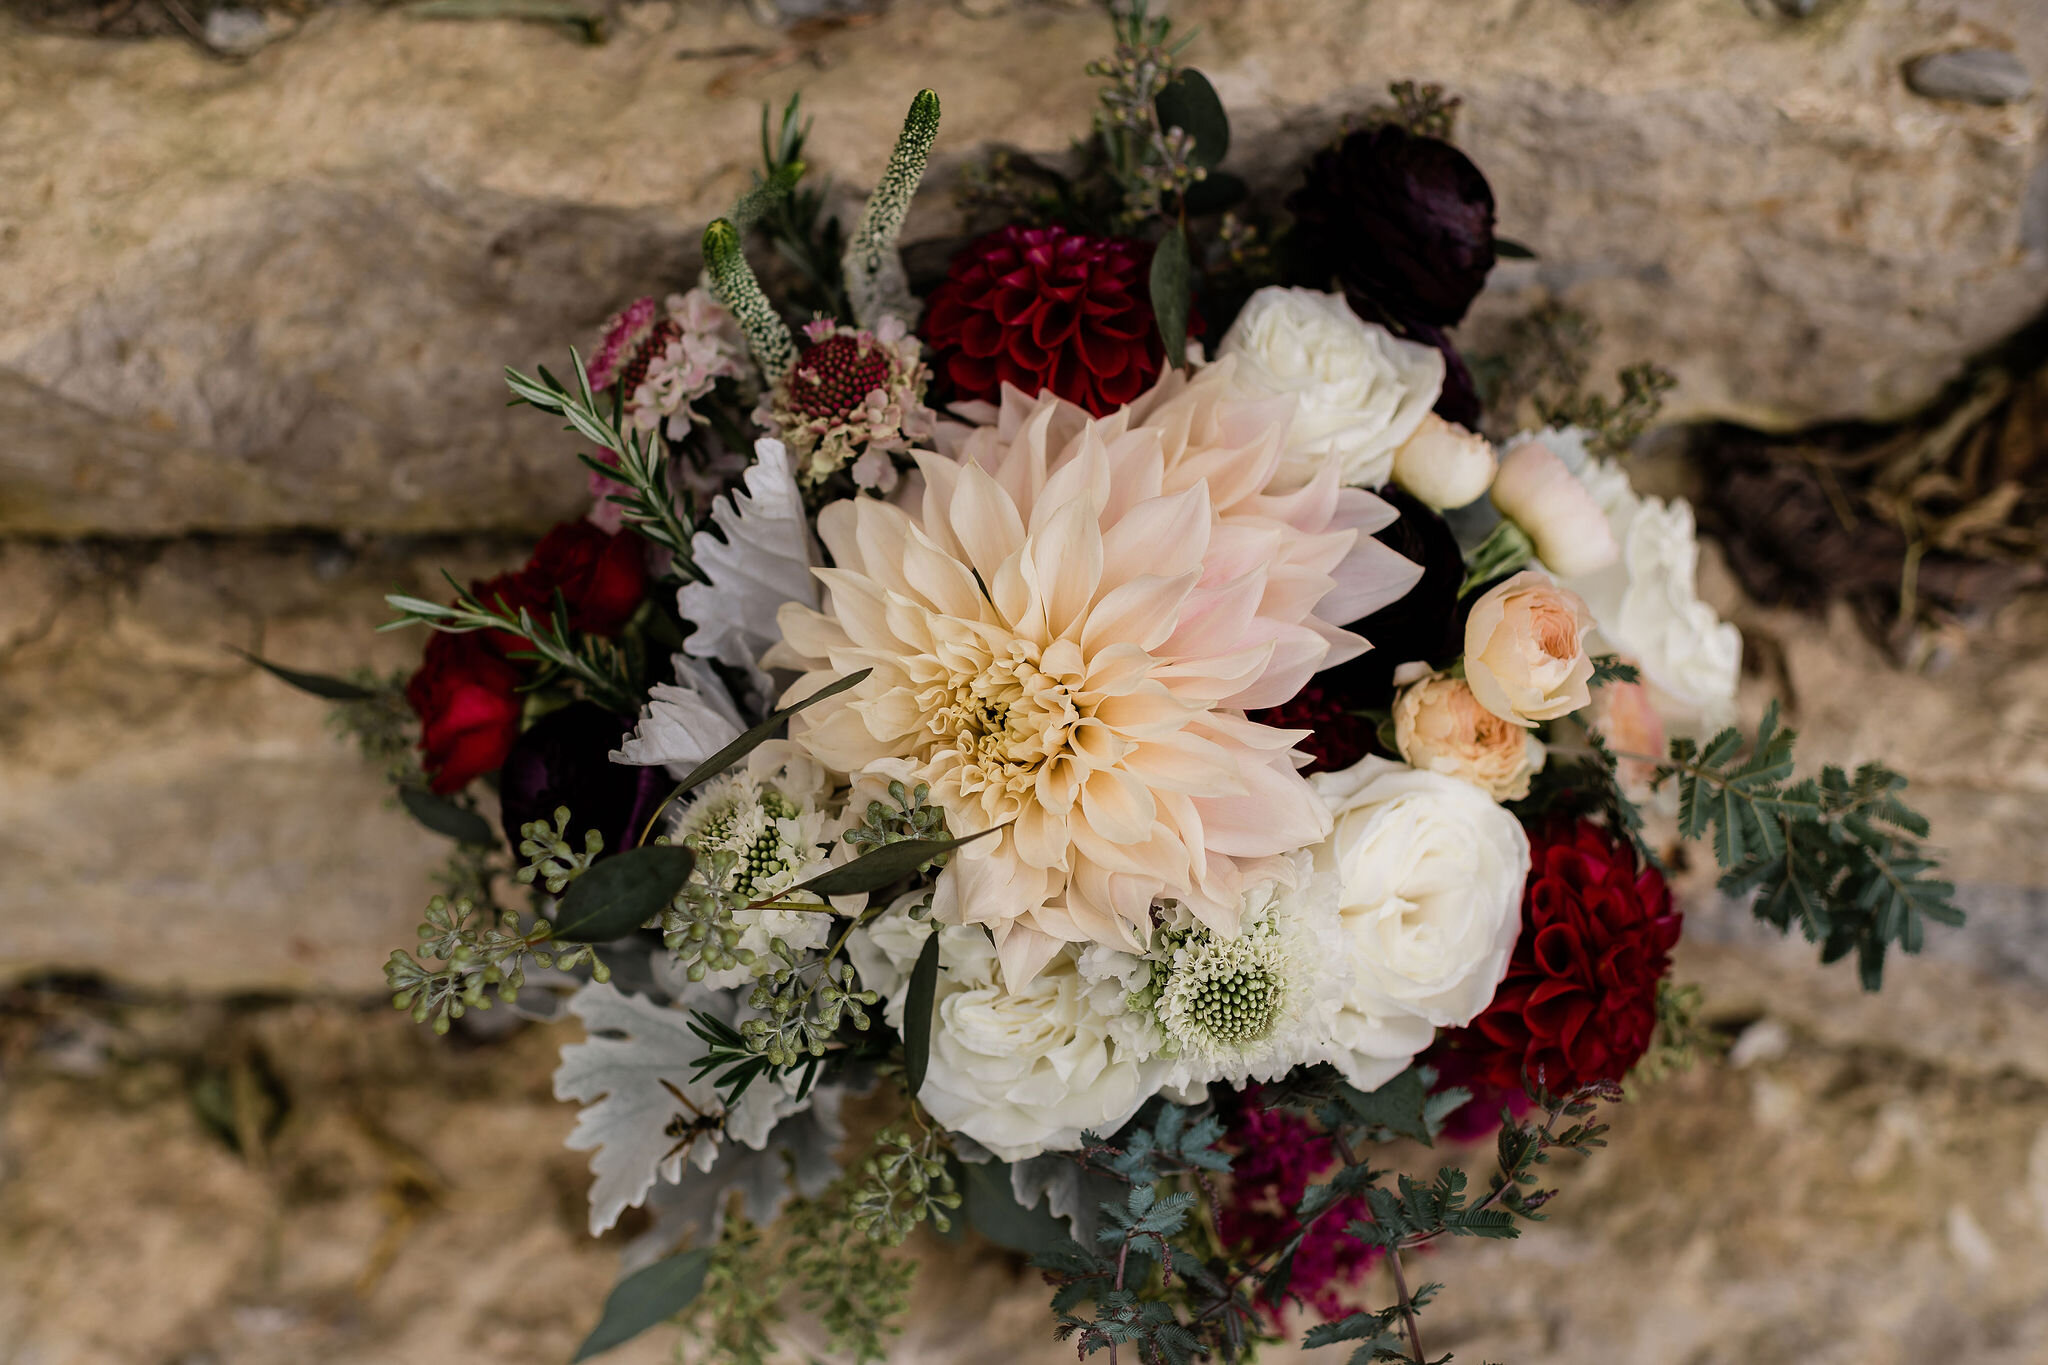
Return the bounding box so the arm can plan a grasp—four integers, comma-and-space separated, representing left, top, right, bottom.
1440, 820, 1681, 1094
1250, 681, 1383, 775
921, 224, 1173, 416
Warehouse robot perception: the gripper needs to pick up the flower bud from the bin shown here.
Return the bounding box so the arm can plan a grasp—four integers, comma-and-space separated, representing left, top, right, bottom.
1390, 412, 1498, 509
1491, 437, 1620, 577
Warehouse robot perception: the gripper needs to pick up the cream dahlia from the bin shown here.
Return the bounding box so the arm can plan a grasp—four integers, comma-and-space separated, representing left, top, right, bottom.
765, 359, 1423, 987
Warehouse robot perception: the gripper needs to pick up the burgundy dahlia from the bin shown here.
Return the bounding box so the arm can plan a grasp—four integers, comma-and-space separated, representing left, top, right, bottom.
1440, 821, 1681, 1095
921, 224, 1172, 416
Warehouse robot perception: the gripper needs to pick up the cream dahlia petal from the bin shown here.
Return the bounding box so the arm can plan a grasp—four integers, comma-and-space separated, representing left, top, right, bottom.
777, 364, 1414, 989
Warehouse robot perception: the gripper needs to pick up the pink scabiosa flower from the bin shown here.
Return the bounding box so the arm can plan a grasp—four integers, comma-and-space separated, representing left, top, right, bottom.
759, 317, 935, 489
764, 357, 1423, 987
588, 290, 748, 439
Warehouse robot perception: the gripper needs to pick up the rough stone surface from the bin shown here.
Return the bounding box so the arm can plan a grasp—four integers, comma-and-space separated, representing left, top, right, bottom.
1, 0, 2045, 536
4, 985, 2047, 1364
1907, 47, 2035, 106
0, 535, 533, 994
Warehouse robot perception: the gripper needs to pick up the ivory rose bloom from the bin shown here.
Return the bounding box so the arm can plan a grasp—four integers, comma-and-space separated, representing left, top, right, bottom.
1309, 757, 1530, 1086
1393, 673, 1545, 800
846, 902, 1162, 1161
1218, 286, 1444, 491
767, 359, 1423, 987
1559, 446, 1741, 729
1463, 571, 1597, 726
1391, 411, 1498, 510
1492, 436, 1619, 577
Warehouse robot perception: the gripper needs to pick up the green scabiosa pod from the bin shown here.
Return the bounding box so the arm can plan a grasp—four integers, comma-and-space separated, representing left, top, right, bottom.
843, 88, 940, 329
702, 217, 796, 383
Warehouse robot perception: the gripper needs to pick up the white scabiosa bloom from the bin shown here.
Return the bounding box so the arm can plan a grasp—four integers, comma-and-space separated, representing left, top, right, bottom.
1144, 852, 1344, 1094
668, 740, 842, 986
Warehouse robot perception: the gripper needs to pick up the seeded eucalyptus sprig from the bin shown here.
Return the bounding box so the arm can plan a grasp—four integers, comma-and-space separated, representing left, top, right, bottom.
385, 894, 607, 1035
382, 573, 641, 713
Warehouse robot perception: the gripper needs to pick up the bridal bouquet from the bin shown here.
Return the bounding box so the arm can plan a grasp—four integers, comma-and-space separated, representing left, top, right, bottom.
260, 6, 1963, 1361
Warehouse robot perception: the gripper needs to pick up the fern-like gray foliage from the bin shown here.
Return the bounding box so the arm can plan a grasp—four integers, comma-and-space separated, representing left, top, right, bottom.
1657, 702, 1963, 989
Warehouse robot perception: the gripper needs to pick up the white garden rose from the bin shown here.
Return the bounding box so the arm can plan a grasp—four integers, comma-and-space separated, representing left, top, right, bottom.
1523, 429, 1742, 729
846, 898, 1163, 1162
1218, 285, 1444, 491
1309, 757, 1530, 1083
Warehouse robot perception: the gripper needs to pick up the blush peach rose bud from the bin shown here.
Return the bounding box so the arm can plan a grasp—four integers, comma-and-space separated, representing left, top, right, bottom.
1390, 412, 1499, 510
1393, 672, 1546, 801
1462, 570, 1598, 727
1490, 436, 1620, 577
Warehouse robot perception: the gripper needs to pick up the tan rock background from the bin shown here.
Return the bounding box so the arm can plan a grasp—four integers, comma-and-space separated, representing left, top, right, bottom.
3, 0, 2047, 1362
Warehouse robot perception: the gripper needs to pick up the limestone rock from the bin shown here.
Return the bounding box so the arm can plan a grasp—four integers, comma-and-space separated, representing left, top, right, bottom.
0, 0, 2043, 536
1907, 47, 2035, 106
0, 536, 532, 994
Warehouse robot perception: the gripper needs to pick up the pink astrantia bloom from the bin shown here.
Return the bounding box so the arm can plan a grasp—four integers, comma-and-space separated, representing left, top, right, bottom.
765, 358, 1423, 987
588, 290, 748, 440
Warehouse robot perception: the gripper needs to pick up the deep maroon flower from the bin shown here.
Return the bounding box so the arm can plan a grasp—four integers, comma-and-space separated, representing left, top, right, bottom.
1439, 821, 1681, 1095
1251, 681, 1381, 776
1218, 1097, 1379, 1322
469, 568, 550, 657
1252, 489, 1466, 752
405, 632, 524, 795
785, 333, 895, 422
527, 520, 649, 637
497, 702, 668, 860
1288, 124, 1497, 330
921, 225, 1175, 416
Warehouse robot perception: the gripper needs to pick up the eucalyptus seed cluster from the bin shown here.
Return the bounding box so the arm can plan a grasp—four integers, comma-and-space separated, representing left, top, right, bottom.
658, 846, 758, 982
741, 951, 878, 1068
515, 806, 602, 894
848, 1126, 960, 1246
385, 894, 607, 1035
843, 781, 950, 915
1086, 7, 1206, 225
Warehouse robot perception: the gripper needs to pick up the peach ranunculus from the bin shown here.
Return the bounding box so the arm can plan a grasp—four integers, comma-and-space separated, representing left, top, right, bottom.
765, 358, 1425, 988
1392, 673, 1545, 800
1462, 570, 1596, 727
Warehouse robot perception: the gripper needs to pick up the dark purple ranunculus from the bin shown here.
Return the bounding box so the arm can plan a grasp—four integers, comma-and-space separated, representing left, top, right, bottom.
497, 702, 668, 860
1287, 124, 1498, 330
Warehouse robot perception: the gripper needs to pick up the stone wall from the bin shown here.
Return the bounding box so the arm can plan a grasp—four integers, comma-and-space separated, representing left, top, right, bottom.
4, 0, 2048, 1361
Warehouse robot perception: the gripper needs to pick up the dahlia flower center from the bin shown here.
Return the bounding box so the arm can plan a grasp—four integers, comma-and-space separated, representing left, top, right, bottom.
923, 646, 1087, 799
787, 335, 892, 421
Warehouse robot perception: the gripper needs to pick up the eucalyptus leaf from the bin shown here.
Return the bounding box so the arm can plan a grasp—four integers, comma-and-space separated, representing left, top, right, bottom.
668, 667, 872, 798
569, 1247, 713, 1362
784, 824, 1002, 900
955, 1157, 1071, 1257
1154, 68, 1229, 168
902, 931, 942, 1097
1494, 237, 1537, 259
551, 845, 696, 944
398, 787, 498, 847
1149, 222, 1191, 370
1337, 1065, 1436, 1146
232, 649, 377, 702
